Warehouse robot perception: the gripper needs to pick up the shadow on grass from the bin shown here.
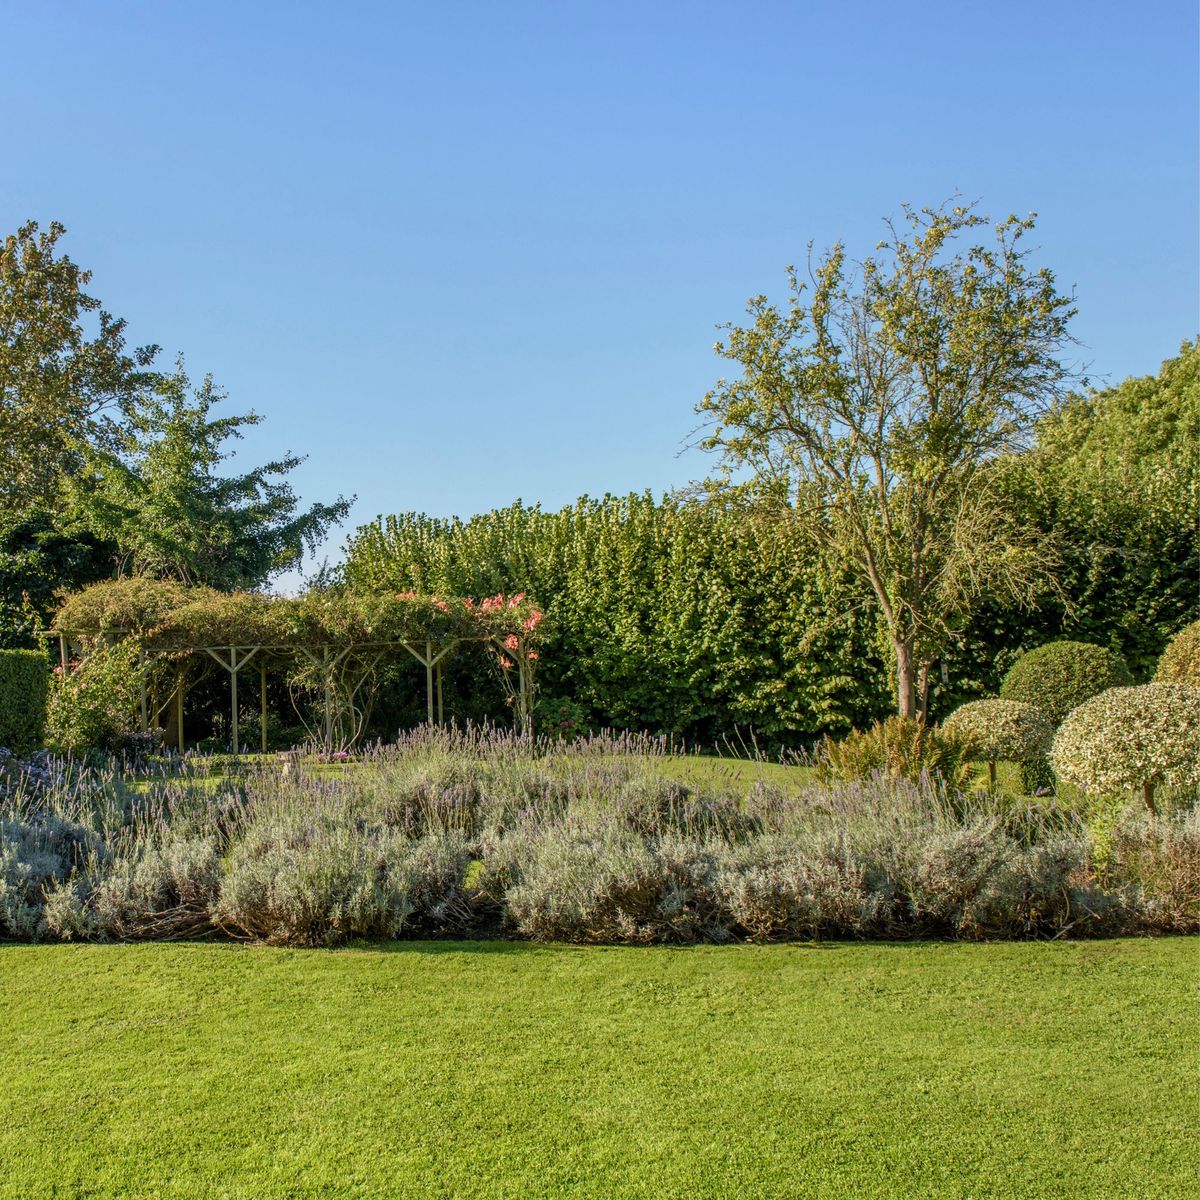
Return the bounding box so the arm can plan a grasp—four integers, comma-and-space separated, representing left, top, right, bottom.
348, 937, 850, 956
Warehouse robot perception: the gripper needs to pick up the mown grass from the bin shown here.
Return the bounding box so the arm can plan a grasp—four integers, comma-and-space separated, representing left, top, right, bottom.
132, 751, 1042, 801
0, 938, 1194, 1199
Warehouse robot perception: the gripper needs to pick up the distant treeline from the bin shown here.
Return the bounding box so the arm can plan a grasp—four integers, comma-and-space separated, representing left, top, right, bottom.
344, 345, 1198, 746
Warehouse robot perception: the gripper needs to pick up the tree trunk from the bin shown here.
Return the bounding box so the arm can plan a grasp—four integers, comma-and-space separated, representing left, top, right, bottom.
916, 660, 932, 723
895, 640, 916, 718
1143, 781, 1156, 817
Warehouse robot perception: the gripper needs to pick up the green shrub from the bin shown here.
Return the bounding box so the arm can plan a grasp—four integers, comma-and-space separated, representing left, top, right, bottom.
1050, 684, 1200, 812
816, 716, 971, 787
942, 698, 1054, 786
215, 808, 470, 946
497, 826, 723, 943
712, 834, 882, 939
0, 649, 50, 753
44, 833, 220, 942
1155, 621, 1200, 688
0, 810, 101, 939
1000, 640, 1131, 727
536, 695, 591, 740
45, 642, 148, 754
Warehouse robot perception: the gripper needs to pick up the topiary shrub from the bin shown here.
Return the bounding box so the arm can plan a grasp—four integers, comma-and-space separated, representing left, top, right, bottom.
1155, 621, 1200, 688
1050, 684, 1200, 814
1000, 640, 1132, 728
942, 698, 1054, 787
0, 650, 50, 754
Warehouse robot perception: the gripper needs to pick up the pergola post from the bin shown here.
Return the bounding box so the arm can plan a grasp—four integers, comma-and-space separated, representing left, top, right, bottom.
138, 648, 149, 734
230, 647, 239, 754
425, 639, 434, 725
324, 647, 334, 750
260, 656, 268, 754
518, 650, 531, 734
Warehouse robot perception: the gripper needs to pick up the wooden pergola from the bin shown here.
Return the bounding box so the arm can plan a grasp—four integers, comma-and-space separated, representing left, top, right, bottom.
50, 582, 541, 753
53, 631, 530, 753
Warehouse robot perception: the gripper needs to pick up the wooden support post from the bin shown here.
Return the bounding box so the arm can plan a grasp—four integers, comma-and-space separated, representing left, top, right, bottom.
518, 653, 530, 734
425, 639, 434, 725
261, 656, 268, 754
436, 661, 444, 725
58, 634, 68, 673
176, 672, 185, 751
324, 647, 333, 750
230, 647, 239, 755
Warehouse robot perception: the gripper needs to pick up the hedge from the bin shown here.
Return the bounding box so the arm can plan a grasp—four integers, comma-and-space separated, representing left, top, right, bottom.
0, 648, 50, 753
999, 641, 1132, 728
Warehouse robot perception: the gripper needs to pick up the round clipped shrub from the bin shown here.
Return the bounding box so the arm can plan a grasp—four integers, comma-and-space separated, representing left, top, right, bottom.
942, 699, 1054, 785
1000, 640, 1132, 727
1050, 684, 1200, 813
1155, 621, 1200, 688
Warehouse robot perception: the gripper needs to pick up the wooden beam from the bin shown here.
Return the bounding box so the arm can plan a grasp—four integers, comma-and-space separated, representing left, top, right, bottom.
425, 640, 434, 725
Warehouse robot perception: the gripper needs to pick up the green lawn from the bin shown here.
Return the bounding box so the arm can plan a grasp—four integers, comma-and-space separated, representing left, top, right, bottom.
1, 939, 1195, 1199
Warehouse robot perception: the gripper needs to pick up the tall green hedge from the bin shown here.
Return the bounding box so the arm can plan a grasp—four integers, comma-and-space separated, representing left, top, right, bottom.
343, 346, 1198, 744
345, 494, 892, 744
0, 648, 50, 753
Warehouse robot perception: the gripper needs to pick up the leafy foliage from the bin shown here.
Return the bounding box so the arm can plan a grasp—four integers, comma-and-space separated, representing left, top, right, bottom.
0, 649, 50, 753
45, 641, 149, 754
344, 494, 890, 741
696, 202, 1077, 717
941, 699, 1053, 766
66, 361, 350, 589
815, 716, 971, 787
0, 220, 157, 517
1156, 620, 1200, 688
1000, 640, 1131, 727
950, 343, 1199, 694
1050, 684, 1200, 804
0, 514, 114, 649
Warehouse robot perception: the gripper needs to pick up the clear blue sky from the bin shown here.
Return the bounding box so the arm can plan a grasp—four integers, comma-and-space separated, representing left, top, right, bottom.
3, 1, 1196, 584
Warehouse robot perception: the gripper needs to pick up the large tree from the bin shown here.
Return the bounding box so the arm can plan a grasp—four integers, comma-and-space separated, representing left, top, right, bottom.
696, 203, 1078, 718
68, 360, 351, 590
0, 220, 157, 518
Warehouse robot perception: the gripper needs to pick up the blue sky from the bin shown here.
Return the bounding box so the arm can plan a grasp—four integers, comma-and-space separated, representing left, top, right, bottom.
3, 1, 1196, 584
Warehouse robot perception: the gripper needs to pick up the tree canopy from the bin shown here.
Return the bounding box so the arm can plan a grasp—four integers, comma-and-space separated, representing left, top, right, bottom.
0, 220, 157, 518
0, 220, 351, 631
696, 202, 1079, 717
67, 360, 351, 589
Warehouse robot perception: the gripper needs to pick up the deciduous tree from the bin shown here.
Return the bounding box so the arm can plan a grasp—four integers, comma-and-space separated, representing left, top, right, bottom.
697, 202, 1078, 717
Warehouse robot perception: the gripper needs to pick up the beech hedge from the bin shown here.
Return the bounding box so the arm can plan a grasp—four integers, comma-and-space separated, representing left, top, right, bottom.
0, 649, 50, 753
